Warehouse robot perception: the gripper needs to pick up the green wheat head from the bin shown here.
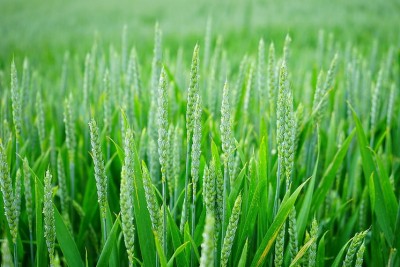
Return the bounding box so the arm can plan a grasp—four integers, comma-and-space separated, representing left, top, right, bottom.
43, 169, 56, 266
88, 118, 108, 219
0, 141, 21, 244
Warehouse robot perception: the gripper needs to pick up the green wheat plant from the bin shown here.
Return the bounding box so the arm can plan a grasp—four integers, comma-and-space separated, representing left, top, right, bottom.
88, 118, 109, 242
0, 141, 21, 267
43, 169, 56, 267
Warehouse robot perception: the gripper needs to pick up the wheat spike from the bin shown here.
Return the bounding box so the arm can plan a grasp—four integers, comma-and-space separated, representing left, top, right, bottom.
186, 44, 200, 135
343, 230, 368, 267
200, 213, 215, 267
36, 92, 46, 152
120, 165, 135, 266
308, 218, 318, 267
142, 162, 164, 246
268, 42, 276, 118
221, 193, 242, 267
11, 60, 22, 140
354, 242, 366, 267
288, 207, 298, 261
191, 95, 202, 207
89, 118, 108, 219
274, 222, 285, 267
43, 169, 56, 266
0, 141, 21, 244
23, 158, 33, 232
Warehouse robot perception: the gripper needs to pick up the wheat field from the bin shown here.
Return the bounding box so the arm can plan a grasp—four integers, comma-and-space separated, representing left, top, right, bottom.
0, 1, 399, 266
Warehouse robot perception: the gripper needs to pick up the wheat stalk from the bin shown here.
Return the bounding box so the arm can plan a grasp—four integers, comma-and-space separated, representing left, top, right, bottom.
11, 60, 22, 169
0, 141, 21, 267
275, 60, 294, 213
88, 118, 109, 242
102, 69, 112, 142
221, 193, 242, 267
57, 152, 72, 232
221, 81, 234, 165
274, 220, 285, 267
83, 53, 91, 113
257, 38, 266, 118
148, 137, 160, 184
186, 44, 200, 135
288, 207, 298, 262
243, 60, 254, 114
308, 218, 318, 267
200, 213, 215, 267
202, 165, 214, 214
283, 34, 292, 63
1, 236, 13, 266
172, 125, 182, 216
23, 158, 34, 264
128, 47, 142, 95
370, 66, 383, 147
50, 128, 57, 170
268, 42, 276, 120
354, 242, 365, 267
386, 83, 396, 128
21, 58, 29, 137
120, 165, 135, 267
207, 37, 221, 114
312, 70, 325, 124
166, 124, 175, 205
43, 169, 56, 267
343, 230, 368, 267
157, 66, 169, 254
142, 161, 164, 247
191, 94, 202, 246
183, 44, 200, 235
64, 94, 76, 202
36, 92, 46, 152
148, 22, 163, 143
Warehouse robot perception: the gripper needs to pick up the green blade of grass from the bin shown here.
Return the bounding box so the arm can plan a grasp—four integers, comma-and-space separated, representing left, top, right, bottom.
105, 207, 119, 266
312, 128, 355, 212
77, 168, 98, 248
167, 207, 188, 266
297, 128, 320, 242
154, 230, 168, 267
35, 175, 47, 267
351, 107, 396, 245
167, 242, 189, 267
237, 239, 248, 267
373, 149, 398, 222
317, 232, 327, 267
258, 137, 268, 239
55, 207, 85, 267
184, 223, 200, 262
289, 237, 315, 267
129, 140, 157, 266
97, 215, 121, 267
250, 178, 309, 267
228, 163, 246, 207
107, 136, 125, 164
394, 204, 400, 253
234, 162, 261, 263
330, 237, 353, 267
194, 207, 206, 246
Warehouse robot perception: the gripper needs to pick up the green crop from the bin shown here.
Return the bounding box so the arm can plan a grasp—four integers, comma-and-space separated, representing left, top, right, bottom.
0, 2, 399, 266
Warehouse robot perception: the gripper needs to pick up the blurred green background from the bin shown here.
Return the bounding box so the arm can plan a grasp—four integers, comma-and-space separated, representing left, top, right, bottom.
1, 0, 399, 68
